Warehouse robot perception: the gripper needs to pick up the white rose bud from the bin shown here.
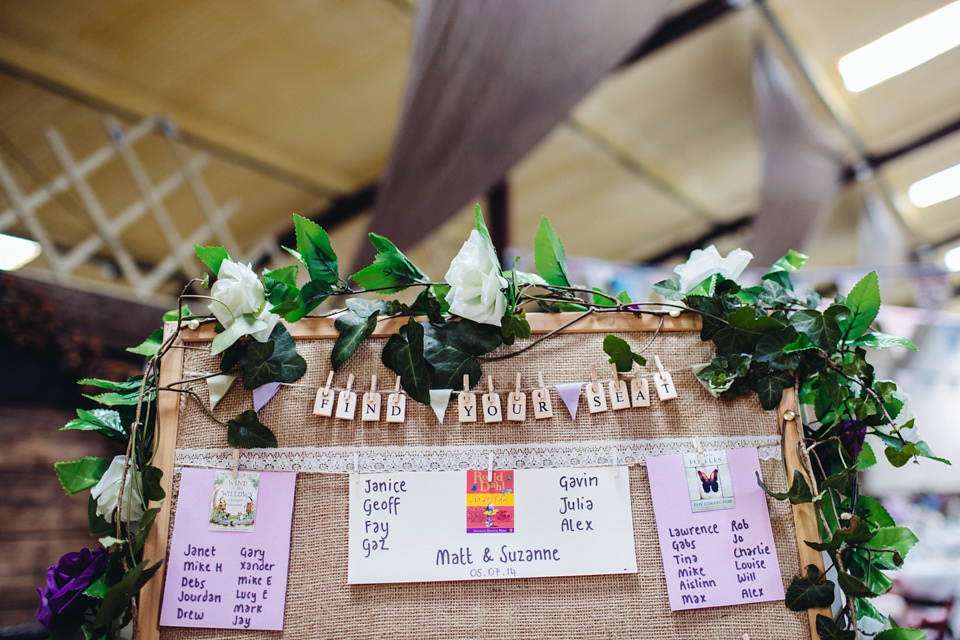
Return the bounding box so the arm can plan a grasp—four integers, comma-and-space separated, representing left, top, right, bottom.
208, 260, 280, 355
444, 230, 509, 327
90, 455, 146, 524
674, 245, 753, 293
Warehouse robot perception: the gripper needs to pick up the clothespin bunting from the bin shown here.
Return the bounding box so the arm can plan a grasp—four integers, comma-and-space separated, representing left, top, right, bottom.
653, 355, 678, 401
458, 374, 477, 422
335, 373, 357, 420
586, 364, 608, 414
361, 375, 381, 422
206, 374, 235, 410
313, 371, 336, 417
386, 376, 406, 423
532, 371, 553, 419
482, 375, 502, 423
487, 450, 494, 482
252, 382, 281, 412
631, 367, 651, 408
231, 448, 240, 480
430, 389, 453, 424
554, 381, 583, 421
608, 364, 630, 410
507, 372, 526, 422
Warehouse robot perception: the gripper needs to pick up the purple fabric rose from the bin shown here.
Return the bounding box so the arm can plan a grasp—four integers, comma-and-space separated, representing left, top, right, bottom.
36, 546, 108, 632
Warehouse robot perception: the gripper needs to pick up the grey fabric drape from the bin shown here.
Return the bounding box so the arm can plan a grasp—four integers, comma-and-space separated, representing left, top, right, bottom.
356, 0, 670, 269
749, 43, 841, 265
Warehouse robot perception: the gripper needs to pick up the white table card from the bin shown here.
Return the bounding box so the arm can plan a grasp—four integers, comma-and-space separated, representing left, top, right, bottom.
348, 466, 638, 584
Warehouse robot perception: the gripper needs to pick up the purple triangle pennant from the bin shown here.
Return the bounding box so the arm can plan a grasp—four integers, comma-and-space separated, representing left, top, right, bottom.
554, 382, 583, 421
253, 382, 282, 412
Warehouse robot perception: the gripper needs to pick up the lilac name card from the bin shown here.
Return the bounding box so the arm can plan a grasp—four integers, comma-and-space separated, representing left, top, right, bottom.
647, 447, 785, 610
159, 468, 296, 630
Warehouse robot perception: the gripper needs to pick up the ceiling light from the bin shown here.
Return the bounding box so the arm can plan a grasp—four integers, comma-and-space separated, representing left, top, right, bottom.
837, 0, 960, 92
0, 233, 41, 270
908, 162, 960, 208
945, 245, 960, 272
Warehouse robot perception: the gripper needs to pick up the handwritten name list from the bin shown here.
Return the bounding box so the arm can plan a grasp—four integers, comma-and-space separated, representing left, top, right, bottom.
160, 468, 296, 630
348, 467, 637, 584
647, 448, 785, 610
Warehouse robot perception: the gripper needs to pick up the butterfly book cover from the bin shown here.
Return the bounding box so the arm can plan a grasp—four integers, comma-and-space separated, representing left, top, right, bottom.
466, 469, 515, 533
683, 451, 735, 512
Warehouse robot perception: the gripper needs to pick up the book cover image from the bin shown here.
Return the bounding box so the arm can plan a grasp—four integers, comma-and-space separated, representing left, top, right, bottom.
466, 469, 515, 533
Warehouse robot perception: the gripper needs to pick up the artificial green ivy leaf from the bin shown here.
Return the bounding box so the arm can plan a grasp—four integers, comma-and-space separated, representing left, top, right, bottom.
806, 515, 875, 551
143, 465, 165, 502
856, 597, 889, 625
850, 332, 918, 351
752, 369, 794, 410
790, 309, 840, 350
857, 441, 877, 471
263, 265, 303, 320
241, 324, 307, 389
651, 276, 685, 302
219, 338, 247, 372
767, 249, 808, 275
855, 494, 895, 530
839, 271, 880, 341
864, 526, 918, 569
837, 569, 878, 598
77, 377, 143, 392
346, 298, 391, 318
874, 629, 927, 640
290, 213, 340, 289
420, 319, 503, 391
754, 326, 800, 367
534, 216, 571, 287
350, 233, 428, 294
332, 311, 379, 371
55, 457, 112, 495
62, 408, 127, 440
132, 507, 161, 555
757, 470, 813, 505
616, 290, 632, 304
406, 288, 445, 324
84, 573, 111, 599
820, 466, 857, 494
82, 389, 148, 407
226, 410, 278, 448
815, 614, 855, 640
194, 245, 229, 275
785, 565, 835, 611
501, 310, 532, 346
603, 335, 646, 372
126, 328, 163, 357
383, 319, 431, 404
93, 559, 162, 629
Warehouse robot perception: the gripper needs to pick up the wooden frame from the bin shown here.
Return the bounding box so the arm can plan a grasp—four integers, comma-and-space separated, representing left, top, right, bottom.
137, 311, 823, 639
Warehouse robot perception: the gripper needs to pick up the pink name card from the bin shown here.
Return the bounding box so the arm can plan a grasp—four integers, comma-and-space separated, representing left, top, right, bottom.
647, 447, 785, 610
160, 468, 297, 630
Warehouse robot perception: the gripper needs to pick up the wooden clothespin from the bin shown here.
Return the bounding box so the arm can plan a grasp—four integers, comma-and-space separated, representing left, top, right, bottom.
313, 371, 336, 417
693, 436, 705, 466
611, 446, 619, 478
231, 448, 240, 479
507, 372, 526, 422
609, 363, 630, 410
586, 364, 608, 413
653, 355, 678, 401
482, 375, 502, 423
335, 373, 357, 420
487, 450, 494, 482
386, 375, 406, 423
459, 374, 477, 422
361, 374, 381, 422
533, 371, 553, 419
630, 364, 651, 408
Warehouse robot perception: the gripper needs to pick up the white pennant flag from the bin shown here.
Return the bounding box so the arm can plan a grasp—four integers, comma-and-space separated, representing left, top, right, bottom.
430, 389, 453, 424
206, 374, 235, 410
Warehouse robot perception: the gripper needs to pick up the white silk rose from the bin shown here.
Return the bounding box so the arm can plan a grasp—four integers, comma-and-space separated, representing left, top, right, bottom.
208, 259, 280, 355
444, 230, 509, 326
674, 245, 753, 293
90, 455, 145, 524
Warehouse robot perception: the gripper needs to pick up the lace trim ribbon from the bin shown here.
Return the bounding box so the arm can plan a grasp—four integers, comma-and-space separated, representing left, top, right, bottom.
174, 435, 782, 474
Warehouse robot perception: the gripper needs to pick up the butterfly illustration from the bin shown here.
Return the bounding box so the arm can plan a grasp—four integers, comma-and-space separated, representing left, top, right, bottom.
697, 469, 720, 493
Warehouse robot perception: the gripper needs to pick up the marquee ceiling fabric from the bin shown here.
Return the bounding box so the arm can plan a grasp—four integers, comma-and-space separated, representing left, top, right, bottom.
357, 0, 671, 268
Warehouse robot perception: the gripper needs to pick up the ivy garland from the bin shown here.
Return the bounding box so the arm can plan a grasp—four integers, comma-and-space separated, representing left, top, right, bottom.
43, 206, 945, 639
